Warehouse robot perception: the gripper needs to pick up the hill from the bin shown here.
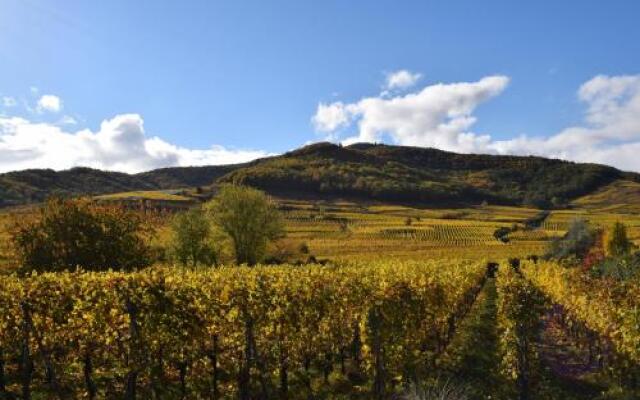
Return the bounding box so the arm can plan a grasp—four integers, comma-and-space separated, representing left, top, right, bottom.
0, 165, 245, 207
572, 180, 640, 212
220, 142, 629, 207
0, 142, 638, 208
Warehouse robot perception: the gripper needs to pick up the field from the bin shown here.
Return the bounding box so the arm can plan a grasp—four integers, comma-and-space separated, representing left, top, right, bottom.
2, 197, 640, 271
277, 200, 640, 262
0, 201, 549, 271
1, 198, 640, 399
1, 258, 640, 398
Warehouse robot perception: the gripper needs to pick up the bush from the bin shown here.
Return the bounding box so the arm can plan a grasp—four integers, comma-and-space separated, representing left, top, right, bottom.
605, 222, 633, 257
589, 252, 640, 281
545, 218, 596, 261
12, 197, 152, 272
298, 242, 310, 254
264, 240, 301, 264
494, 227, 511, 243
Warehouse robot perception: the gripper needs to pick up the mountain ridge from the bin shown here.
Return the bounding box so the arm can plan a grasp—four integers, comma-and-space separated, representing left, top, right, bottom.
1, 142, 637, 208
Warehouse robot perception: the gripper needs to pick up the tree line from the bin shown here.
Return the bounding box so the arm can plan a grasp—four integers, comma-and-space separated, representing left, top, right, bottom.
11, 185, 285, 272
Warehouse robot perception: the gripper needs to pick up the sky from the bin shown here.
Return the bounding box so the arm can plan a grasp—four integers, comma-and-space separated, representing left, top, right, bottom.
1, 0, 640, 173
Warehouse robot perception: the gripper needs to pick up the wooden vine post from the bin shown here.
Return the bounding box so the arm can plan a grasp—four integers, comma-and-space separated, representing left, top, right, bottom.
368, 306, 386, 400
207, 333, 220, 400
20, 301, 33, 400
124, 298, 140, 400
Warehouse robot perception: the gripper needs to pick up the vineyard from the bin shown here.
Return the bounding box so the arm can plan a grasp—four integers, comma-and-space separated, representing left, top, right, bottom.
278, 201, 640, 262
522, 261, 640, 381
0, 260, 489, 399
0, 258, 638, 399
3, 198, 640, 271
277, 202, 555, 262
1, 198, 640, 399
2, 1, 640, 398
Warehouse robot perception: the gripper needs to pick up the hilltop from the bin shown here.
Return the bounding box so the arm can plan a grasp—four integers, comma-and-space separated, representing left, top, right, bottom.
1, 142, 638, 208
220, 142, 634, 207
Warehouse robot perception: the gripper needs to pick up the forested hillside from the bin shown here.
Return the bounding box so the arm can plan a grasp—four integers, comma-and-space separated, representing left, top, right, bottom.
221, 142, 628, 207
0, 164, 245, 207
0, 142, 636, 207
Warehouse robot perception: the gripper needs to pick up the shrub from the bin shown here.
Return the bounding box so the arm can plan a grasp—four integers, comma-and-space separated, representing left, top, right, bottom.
545, 218, 595, 261
589, 252, 640, 281
298, 242, 310, 254
582, 231, 605, 271
604, 222, 632, 258
494, 227, 511, 243
338, 219, 350, 233
12, 197, 152, 272
264, 239, 302, 264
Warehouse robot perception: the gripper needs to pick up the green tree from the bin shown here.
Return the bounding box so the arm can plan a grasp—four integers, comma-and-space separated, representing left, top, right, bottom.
170, 207, 217, 268
12, 197, 152, 272
205, 185, 284, 265
606, 222, 632, 257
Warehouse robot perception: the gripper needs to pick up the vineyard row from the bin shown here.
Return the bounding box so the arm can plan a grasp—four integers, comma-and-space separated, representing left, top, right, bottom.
0, 260, 488, 399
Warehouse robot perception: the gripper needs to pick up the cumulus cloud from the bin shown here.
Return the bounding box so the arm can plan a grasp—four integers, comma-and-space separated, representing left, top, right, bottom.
313, 75, 510, 152
488, 74, 640, 171
0, 113, 269, 173
385, 70, 422, 90
312, 102, 353, 133
313, 72, 640, 172
37, 94, 62, 113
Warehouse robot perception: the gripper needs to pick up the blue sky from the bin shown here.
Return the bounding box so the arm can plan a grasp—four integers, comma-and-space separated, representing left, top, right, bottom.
1, 0, 640, 172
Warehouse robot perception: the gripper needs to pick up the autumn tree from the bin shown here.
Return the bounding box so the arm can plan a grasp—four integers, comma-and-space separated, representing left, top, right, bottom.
12, 197, 152, 272
170, 207, 217, 268
205, 185, 283, 265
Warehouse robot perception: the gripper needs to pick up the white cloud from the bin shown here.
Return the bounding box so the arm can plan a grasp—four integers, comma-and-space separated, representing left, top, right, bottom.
2, 97, 17, 107
0, 113, 269, 173
488, 74, 640, 171
312, 101, 354, 133
385, 70, 422, 90
314, 75, 510, 152
37, 94, 62, 113
313, 72, 640, 172
58, 115, 78, 125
